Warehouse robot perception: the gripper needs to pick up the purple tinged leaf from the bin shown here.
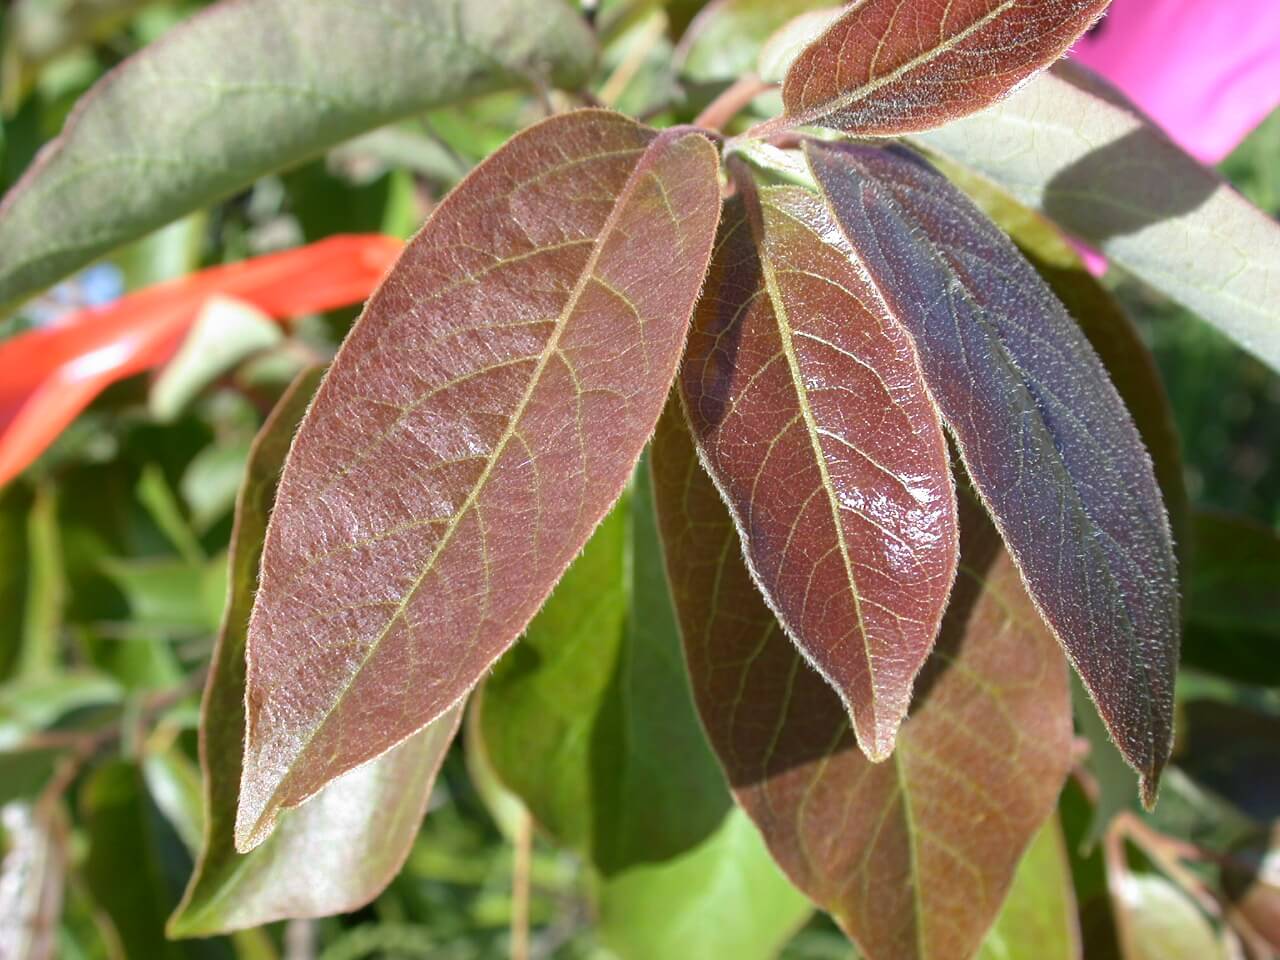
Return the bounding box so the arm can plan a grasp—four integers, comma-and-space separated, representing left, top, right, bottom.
806, 140, 1179, 805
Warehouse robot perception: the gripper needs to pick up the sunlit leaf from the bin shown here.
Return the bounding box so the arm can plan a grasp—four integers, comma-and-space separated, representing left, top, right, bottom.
681, 185, 956, 761
755, 8, 845, 86
168, 369, 462, 937
596, 807, 812, 960
914, 63, 1280, 373
978, 817, 1081, 960
0, 236, 402, 489
1110, 872, 1228, 960
1184, 512, 1280, 685
807, 140, 1179, 805
480, 474, 729, 874
676, 0, 836, 83
236, 110, 721, 851
651, 404, 1072, 960
771, 0, 1108, 136
0, 0, 597, 307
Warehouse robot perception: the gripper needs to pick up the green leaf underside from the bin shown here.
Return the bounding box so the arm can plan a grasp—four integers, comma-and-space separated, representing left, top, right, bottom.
168, 368, 461, 937
778, 0, 1109, 136
977, 818, 1081, 960
681, 185, 957, 762
914, 62, 1280, 374
0, 0, 597, 308
651, 405, 1072, 960
236, 110, 722, 851
479, 473, 730, 875
807, 140, 1178, 805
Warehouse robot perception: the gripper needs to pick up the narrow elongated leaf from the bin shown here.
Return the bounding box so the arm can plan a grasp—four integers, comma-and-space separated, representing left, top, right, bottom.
681, 185, 956, 761
774, 0, 1108, 136
169, 369, 461, 938
914, 63, 1280, 373
0, 0, 596, 308
237, 110, 722, 851
651, 405, 1072, 960
807, 140, 1178, 805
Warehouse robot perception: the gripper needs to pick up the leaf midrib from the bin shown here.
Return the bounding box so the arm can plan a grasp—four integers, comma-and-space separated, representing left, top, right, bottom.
250, 131, 679, 833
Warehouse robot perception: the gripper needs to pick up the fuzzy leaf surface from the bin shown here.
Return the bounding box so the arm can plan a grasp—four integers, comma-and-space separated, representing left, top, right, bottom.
169, 369, 461, 937
681, 186, 956, 760
777, 0, 1108, 135
236, 111, 722, 850
914, 63, 1280, 373
651, 405, 1072, 960
807, 140, 1178, 804
0, 0, 597, 308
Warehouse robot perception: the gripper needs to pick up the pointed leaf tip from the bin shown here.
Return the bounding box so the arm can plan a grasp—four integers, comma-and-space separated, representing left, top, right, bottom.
805, 138, 1178, 803
679, 181, 958, 764
779, 0, 1111, 135
236, 111, 723, 841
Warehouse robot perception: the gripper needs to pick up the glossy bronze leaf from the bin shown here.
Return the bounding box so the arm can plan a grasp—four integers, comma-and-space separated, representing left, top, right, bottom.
806, 140, 1178, 805
170, 369, 462, 937
651, 404, 1072, 960
680, 184, 956, 761
236, 111, 722, 851
774, 0, 1108, 136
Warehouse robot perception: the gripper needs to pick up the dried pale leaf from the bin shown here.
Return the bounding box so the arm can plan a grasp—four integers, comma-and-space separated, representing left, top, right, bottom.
651, 405, 1072, 960
681, 185, 956, 761
237, 111, 722, 850
777, 0, 1109, 135
807, 140, 1178, 805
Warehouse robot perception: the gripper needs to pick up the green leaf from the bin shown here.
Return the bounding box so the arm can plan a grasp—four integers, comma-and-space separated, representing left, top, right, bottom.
236, 111, 722, 851
168, 368, 462, 938
977, 818, 1081, 960
0, 0, 598, 307
651, 403, 1074, 960
596, 808, 812, 960
479, 469, 729, 874
148, 296, 282, 423
771, 0, 1108, 136
1183, 512, 1280, 685
676, 0, 836, 83
681, 184, 957, 761
807, 140, 1179, 806
1111, 873, 1228, 960
914, 63, 1280, 374
0, 671, 121, 750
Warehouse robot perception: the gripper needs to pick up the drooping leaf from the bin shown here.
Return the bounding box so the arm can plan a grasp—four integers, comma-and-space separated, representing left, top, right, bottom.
1183, 512, 1280, 685
681, 184, 957, 761
0, 0, 597, 308
0, 236, 402, 489
807, 140, 1179, 805
480, 472, 729, 874
914, 62, 1280, 374
676, 0, 837, 83
168, 368, 462, 938
771, 0, 1108, 136
236, 110, 722, 851
596, 807, 812, 960
650, 404, 1073, 960
977, 818, 1081, 960
940, 167, 1190, 561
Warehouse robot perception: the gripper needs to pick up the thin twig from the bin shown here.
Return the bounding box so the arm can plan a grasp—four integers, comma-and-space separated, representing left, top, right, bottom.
598, 13, 666, 108
511, 810, 533, 960
694, 75, 775, 133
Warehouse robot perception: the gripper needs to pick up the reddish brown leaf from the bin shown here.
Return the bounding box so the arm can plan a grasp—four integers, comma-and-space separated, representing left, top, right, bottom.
651, 404, 1072, 960
776, 0, 1109, 135
235, 111, 722, 851
806, 141, 1178, 804
680, 184, 956, 761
